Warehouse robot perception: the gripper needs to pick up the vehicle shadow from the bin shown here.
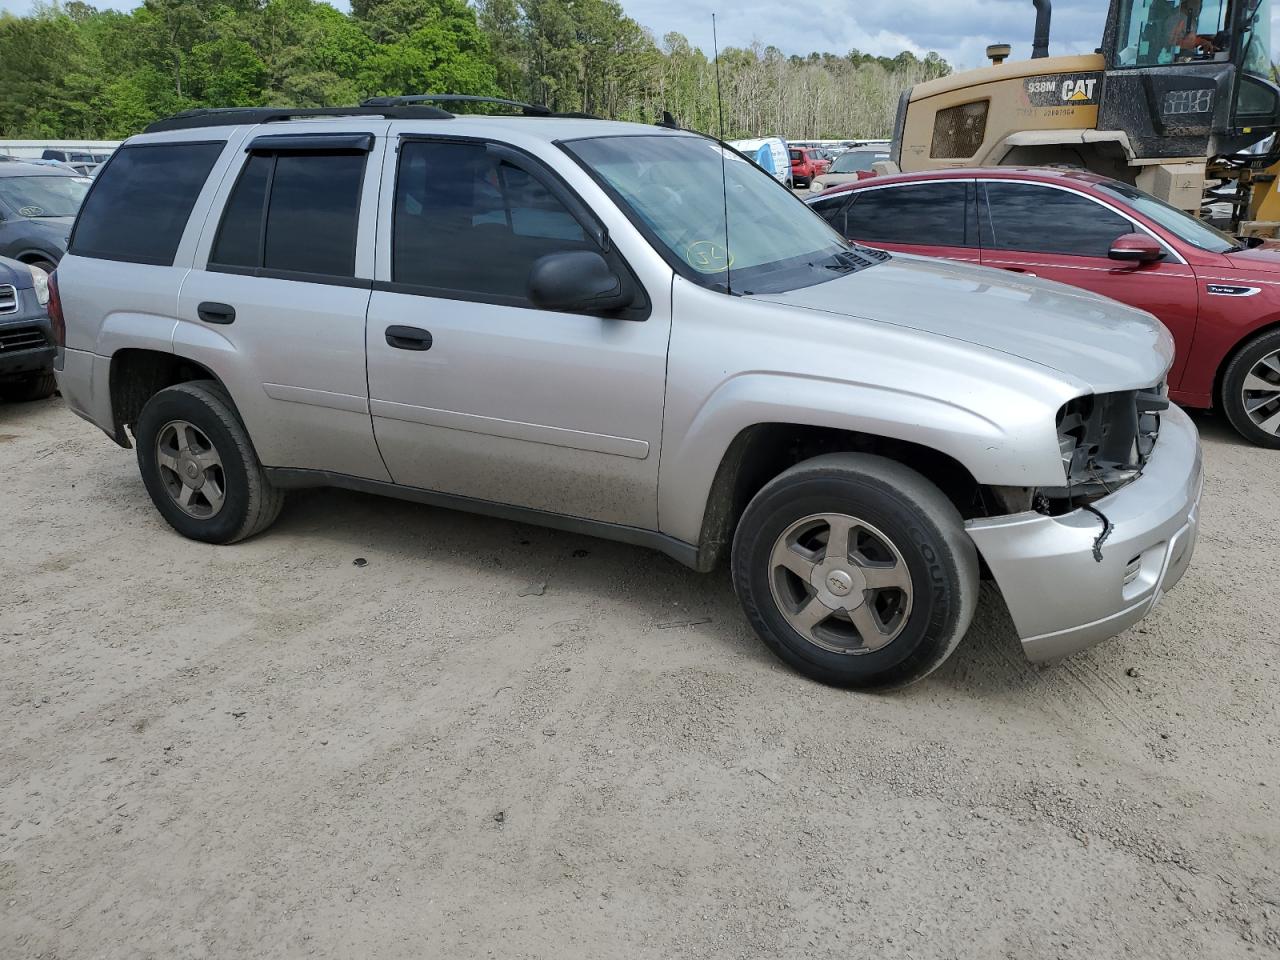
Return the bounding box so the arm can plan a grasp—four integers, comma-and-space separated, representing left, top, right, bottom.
269, 486, 1039, 689
1186, 406, 1247, 447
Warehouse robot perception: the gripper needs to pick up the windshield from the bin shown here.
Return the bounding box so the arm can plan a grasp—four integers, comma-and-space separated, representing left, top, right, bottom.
0, 175, 90, 218
831, 152, 886, 174
1096, 179, 1240, 251
565, 134, 865, 294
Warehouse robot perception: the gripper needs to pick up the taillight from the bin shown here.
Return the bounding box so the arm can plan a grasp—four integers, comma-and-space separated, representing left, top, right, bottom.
47, 269, 65, 348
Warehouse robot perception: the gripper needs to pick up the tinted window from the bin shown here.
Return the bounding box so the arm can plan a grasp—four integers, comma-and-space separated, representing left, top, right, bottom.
210, 154, 270, 268
981, 182, 1132, 257
70, 142, 224, 265
844, 182, 971, 246
809, 194, 852, 235
393, 140, 592, 300
209, 151, 365, 277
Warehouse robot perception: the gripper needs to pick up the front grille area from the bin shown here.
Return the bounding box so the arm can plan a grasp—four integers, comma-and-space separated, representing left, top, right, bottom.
0, 325, 49, 353
0, 284, 16, 315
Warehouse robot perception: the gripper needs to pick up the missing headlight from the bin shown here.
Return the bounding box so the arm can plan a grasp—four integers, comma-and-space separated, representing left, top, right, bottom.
1039, 385, 1168, 511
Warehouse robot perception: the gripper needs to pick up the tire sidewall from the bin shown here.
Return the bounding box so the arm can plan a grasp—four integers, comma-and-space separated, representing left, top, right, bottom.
134, 387, 253, 543
734, 474, 962, 687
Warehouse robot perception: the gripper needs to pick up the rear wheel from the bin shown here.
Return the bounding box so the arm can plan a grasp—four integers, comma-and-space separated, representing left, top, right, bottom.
134, 381, 284, 543
732, 453, 978, 689
1221, 329, 1280, 448
1, 373, 56, 402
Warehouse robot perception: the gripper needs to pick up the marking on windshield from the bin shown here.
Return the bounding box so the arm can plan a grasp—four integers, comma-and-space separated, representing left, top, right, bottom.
17, 206, 44, 217
685, 240, 733, 273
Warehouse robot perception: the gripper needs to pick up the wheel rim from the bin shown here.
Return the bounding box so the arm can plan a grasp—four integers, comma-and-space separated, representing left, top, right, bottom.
1242, 349, 1280, 435
155, 420, 226, 520
767, 513, 913, 655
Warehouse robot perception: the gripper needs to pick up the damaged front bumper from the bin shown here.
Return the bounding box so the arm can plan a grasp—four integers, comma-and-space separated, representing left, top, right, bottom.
965, 403, 1203, 662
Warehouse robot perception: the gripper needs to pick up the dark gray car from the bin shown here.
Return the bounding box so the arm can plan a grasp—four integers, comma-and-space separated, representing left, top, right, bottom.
0, 253, 56, 401
0, 158, 91, 272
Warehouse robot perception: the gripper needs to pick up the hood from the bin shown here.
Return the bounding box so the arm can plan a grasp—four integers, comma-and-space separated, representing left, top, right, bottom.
1222, 241, 1280, 274
750, 254, 1173, 394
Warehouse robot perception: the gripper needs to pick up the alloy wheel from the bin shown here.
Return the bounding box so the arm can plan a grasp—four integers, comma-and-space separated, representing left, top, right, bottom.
1242, 349, 1280, 435
155, 419, 226, 519
768, 512, 913, 655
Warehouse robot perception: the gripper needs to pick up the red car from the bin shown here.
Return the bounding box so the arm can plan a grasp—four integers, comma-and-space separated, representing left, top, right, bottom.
789, 148, 830, 189
807, 167, 1280, 447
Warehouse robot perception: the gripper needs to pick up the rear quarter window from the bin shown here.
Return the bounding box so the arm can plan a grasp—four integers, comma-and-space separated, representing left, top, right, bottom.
69, 141, 224, 266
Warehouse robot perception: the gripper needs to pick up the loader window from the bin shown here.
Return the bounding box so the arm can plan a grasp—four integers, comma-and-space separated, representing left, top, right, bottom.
1114, 0, 1230, 66
930, 102, 988, 159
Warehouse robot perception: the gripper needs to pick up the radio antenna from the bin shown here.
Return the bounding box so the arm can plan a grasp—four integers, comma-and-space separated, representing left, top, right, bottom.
712, 13, 732, 295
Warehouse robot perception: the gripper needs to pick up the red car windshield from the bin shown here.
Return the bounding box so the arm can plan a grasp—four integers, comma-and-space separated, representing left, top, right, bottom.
1095, 180, 1240, 254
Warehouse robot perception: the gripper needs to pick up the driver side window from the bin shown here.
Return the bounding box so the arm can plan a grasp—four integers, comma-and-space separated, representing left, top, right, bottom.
1114, 0, 1229, 66
392, 140, 592, 301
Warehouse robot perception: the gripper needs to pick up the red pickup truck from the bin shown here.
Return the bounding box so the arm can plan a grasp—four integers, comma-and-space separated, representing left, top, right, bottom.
789, 148, 830, 188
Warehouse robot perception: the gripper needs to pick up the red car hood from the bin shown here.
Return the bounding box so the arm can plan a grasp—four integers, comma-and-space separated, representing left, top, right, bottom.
1222, 241, 1280, 274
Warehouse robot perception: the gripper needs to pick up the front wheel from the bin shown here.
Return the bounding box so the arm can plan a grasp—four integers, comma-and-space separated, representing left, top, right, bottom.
732, 453, 978, 689
134, 380, 284, 543
1221, 329, 1280, 448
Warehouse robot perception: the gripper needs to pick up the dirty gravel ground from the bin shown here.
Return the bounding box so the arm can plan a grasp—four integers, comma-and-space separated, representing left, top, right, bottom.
1, 397, 1276, 960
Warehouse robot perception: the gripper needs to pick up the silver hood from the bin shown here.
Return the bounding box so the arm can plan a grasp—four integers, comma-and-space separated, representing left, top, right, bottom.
750, 254, 1174, 394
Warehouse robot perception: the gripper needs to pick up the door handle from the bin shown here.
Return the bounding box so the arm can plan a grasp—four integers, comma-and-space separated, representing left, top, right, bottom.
1001, 267, 1037, 277
197, 301, 236, 324
385, 325, 433, 351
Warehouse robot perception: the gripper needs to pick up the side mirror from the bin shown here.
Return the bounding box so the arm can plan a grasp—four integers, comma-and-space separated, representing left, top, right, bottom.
1108, 232, 1165, 264
528, 250, 631, 313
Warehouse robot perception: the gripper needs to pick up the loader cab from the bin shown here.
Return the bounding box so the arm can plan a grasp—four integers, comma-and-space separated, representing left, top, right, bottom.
1099, 0, 1280, 157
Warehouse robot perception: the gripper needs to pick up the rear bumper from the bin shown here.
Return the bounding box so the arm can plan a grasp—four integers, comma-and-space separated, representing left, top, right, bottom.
54, 346, 121, 442
966, 404, 1203, 662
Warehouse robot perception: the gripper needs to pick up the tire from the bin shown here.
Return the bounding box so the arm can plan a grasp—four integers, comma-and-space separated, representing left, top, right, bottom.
731, 453, 979, 689
1, 372, 57, 402
1221, 328, 1280, 448
133, 380, 284, 543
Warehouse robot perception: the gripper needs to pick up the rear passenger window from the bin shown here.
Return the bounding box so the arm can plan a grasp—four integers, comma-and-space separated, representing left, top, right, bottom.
69, 141, 224, 265
844, 182, 972, 247
392, 140, 593, 300
210, 150, 366, 279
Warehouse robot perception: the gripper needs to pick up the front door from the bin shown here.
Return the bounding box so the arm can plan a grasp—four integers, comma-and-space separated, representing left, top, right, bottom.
365, 135, 671, 529
977, 180, 1199, 387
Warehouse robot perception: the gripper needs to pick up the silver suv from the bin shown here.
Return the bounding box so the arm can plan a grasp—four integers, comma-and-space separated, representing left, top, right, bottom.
51, 99, 1203, 688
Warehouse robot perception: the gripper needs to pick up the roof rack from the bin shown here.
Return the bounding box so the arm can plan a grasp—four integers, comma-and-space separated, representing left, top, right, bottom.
361, 94, 601, 120
144, 104, 454, 134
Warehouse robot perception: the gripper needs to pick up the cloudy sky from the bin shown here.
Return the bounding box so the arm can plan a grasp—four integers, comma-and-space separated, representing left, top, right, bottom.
0, 0, 1255, 70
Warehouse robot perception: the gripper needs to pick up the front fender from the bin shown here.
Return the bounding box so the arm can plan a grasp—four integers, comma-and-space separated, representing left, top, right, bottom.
657, 372, 1067, 545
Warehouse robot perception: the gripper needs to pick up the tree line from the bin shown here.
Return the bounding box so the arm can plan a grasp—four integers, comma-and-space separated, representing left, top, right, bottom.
0, 0, 949, 140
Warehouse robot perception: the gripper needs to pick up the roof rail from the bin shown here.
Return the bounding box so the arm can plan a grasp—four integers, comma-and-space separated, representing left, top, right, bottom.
361, 94, 602, 120
362, 94, 551, 116
143, 104, 454, 134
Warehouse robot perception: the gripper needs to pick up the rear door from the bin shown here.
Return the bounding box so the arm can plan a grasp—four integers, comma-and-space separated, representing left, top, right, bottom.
176, 127, 390, 481
977, 180, 1199, 386
841, 180, 979, 264
364, 134, 672, 529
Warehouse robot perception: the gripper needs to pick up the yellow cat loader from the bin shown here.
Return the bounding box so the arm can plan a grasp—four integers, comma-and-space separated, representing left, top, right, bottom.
889, 0, 1280, 232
